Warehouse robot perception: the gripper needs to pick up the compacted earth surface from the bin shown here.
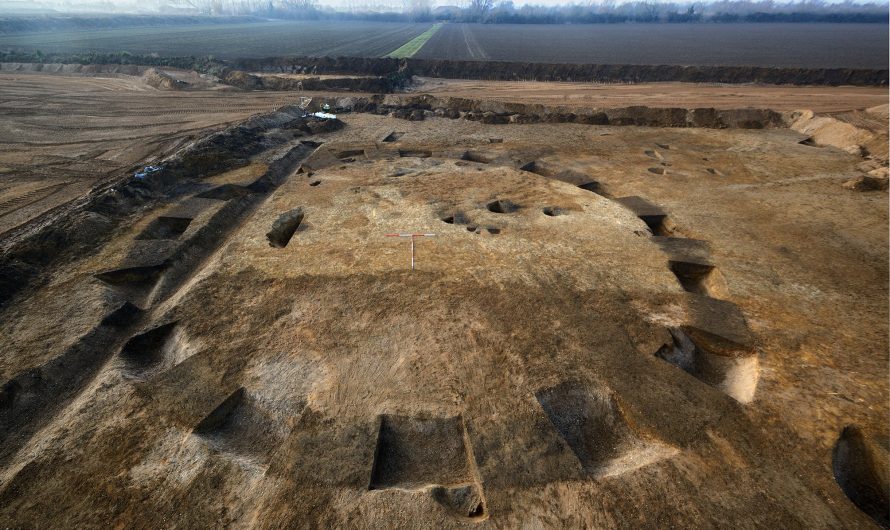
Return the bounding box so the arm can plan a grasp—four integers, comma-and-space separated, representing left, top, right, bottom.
0, 71, 887, 528
414, 77, 890, 113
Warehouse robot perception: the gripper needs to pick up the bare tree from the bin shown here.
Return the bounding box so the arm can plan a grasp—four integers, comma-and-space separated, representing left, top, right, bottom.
167, 0, 215, 13
641, 1, 660, 21
404, 0, 431, 20
280, 0, 316, 9
469, 0, 494, 20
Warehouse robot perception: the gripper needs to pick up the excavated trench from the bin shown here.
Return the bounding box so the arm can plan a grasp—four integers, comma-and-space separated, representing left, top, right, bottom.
832, 426, 890, 528
536, 382, 633, 472
118, 321, 195, 378
577, 181, 608, 196
536, 381, 676, 477
518, 160, 551, 177
487, 199, 520, 214
136, 217, 192, 240
369, 414, 474, 490
655, 327, 759, 404
668, 261, 729, 299
399, 149, 432, 158
266, 208, 305, 248
460, 151, 492, 164
0, 110, 333, 478
641, 214, 673, 236
368, 414, 486, 520
231, 56, 888, 86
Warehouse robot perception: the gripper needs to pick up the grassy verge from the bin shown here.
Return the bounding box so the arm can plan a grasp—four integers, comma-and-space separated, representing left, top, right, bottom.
384, 22, 442, 58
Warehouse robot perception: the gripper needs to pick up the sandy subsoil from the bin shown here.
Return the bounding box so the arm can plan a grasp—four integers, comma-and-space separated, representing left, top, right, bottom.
414, 77, 890, 113
0, 96, 886, 527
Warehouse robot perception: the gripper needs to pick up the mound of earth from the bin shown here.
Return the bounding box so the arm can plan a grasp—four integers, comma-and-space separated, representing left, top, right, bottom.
142, 67, 190, 91
791, 104, 890, 163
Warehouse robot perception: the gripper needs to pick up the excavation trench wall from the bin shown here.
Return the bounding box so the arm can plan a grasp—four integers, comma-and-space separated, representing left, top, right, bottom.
0, 62, 150, 75
3, 53, 886, 87
221, 70, 397, 92
0, 62, 399, 92
4, 56, 886, 92
313, 94, 791, 129
0, 109, 343, 308
232, 56, 888, 86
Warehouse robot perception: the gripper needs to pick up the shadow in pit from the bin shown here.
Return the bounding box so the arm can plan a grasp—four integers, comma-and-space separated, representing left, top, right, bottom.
487, 200, 520, 214
369, 414, 487, 522
382, 131, 404, 143
135, 216, 192, 240
0, 301, 144, 466
668, 261, 729, 299
118, 320, 196, 379
267, 207, 305, 248
536, 380, 677, 479
832, 425, 890, 528
655, 322, 758, 405
614, 196, 675, 236
191, 387, 292, 461
399, 149, 432, 158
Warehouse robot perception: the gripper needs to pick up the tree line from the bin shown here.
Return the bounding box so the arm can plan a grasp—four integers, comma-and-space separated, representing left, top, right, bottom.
168, 0, 889, 23
2, 0, 886, 25
464, 1, 889, 24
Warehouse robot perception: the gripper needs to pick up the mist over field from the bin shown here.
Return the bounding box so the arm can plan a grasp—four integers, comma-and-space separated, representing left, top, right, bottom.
4, 0, 889, 13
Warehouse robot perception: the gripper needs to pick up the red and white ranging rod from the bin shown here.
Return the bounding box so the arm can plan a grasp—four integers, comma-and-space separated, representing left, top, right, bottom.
385, 233, 435, 270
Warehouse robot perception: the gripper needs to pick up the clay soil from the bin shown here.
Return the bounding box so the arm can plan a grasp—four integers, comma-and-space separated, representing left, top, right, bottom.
415, 77, 890, 112
0, 71, 888, 528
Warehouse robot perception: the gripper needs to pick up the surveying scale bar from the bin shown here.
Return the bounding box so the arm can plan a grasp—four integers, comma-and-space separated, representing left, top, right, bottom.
385, 233, 436, 270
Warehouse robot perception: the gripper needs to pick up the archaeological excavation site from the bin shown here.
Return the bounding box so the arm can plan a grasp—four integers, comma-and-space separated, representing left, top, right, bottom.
0, 62, 887, 528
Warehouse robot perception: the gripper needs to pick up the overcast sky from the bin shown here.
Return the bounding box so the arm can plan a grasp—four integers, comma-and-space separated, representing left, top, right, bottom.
3, 0, 888, 12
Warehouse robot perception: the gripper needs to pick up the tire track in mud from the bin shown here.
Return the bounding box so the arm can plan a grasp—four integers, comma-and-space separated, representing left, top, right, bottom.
461, 24, 488, 61
0, 182, 71, 218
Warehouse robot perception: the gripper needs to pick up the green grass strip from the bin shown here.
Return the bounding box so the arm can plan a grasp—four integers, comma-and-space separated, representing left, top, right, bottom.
384, 23, 443, 58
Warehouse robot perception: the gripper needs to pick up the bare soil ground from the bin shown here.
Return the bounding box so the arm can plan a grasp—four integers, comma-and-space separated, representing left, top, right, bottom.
0, 70, 887, 528
7, 70, 882, 239
415, 77, 890, 112
0, 72, 300, 236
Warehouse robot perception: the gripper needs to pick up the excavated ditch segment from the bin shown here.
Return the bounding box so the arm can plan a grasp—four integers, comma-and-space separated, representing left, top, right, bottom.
832, 426, 890, 528
0, 110, 334, 471
309, 94, 792, 130
267, 208, 305, 248
231, 56, 888, 86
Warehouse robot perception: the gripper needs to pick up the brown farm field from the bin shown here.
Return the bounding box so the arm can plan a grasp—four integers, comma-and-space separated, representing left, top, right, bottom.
0, 21, 887, 69
0, 20, 431, 59
413, 22, 889, 69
